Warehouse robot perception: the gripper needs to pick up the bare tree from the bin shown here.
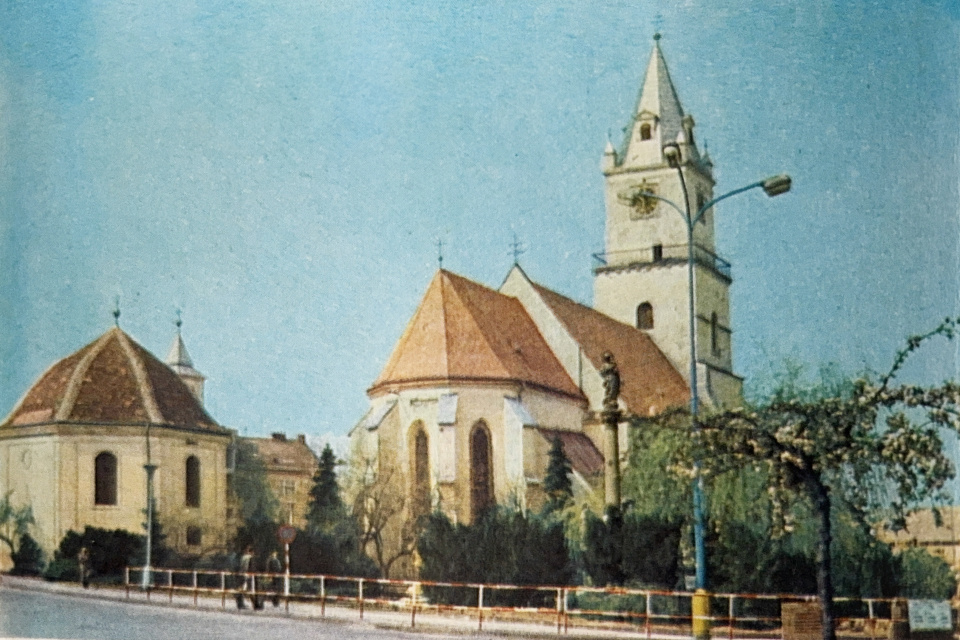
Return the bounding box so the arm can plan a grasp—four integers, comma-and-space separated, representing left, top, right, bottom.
350, 462, 420, 578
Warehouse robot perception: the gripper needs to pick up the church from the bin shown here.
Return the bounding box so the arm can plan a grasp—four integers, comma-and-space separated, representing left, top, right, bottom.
349, 37, 742, 545
0, 323, 234, 568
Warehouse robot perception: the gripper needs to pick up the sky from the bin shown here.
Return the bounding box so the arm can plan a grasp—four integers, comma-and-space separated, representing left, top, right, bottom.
2, 0, 958, 449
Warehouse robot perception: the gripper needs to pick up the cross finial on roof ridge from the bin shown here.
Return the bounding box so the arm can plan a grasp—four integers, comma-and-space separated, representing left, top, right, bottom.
113, 296, 121, 327
437, 238, 444, 269
510, 232, 526, 265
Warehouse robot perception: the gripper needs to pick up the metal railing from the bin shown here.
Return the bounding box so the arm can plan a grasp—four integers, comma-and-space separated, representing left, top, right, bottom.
593, 244, 732, 279
124, 567, 906, 638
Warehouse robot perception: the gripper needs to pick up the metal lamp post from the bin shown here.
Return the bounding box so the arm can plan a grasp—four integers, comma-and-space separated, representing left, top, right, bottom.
642, 141, 790, 594
142, 424, 157, 590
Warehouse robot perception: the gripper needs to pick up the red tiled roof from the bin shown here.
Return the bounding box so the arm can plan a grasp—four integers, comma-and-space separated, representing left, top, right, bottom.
536, 428, 604, 477
2, 327, 224, 432
370, 270, 584, 401
530, 282, 689, 416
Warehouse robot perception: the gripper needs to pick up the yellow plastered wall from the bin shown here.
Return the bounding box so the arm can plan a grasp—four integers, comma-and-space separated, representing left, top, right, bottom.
0, 423, 232, 562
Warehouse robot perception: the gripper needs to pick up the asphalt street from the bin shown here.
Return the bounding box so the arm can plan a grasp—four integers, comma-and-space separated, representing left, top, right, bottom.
0, 587, 469, 640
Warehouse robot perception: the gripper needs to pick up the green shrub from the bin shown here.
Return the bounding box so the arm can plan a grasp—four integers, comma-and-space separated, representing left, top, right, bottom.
581, 510, 681, 588
46, 527, 144, 582
418, 508, 573, 607
895, 547, 957, 599
11, 532, 45, 576
43, 557, 78, 582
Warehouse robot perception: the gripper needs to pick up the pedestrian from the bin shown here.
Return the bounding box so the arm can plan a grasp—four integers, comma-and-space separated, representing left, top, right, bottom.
266, 550, 282, 607
236, 546, 254, 610
77, 546, 91, 588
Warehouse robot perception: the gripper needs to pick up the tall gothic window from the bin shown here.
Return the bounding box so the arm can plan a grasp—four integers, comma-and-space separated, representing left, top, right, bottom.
95, 452, 118, 506
637, 302, 654, 330
470, 423, 493, 522
410, 423, 430, 517
186, 455, 201, 507
711, 312, 720, 356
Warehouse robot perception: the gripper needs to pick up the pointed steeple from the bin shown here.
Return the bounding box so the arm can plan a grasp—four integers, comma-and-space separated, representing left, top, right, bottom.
166, 315, 206, 404
617, 35, 700, 170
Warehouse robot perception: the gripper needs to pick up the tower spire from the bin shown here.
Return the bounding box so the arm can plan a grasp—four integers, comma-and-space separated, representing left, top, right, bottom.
166, 310, 206, 404
616, 36, 698, 169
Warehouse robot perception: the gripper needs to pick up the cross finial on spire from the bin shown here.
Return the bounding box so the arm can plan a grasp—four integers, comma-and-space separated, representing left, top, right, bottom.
175, 308, 183, 332
510, 232, 526, 265
113, 296, 121, 327
436, 238, 444, 269
653, 11, 664, 39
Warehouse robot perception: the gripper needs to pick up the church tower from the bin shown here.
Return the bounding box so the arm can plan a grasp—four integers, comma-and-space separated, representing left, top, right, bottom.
593, 35, 742, 407
166, 319, 206, 404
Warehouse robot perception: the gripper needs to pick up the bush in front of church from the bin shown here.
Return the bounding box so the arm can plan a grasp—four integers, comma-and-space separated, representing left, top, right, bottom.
10, 532, 45, 576
44, 527, 144, 584
417, 507, 573, 607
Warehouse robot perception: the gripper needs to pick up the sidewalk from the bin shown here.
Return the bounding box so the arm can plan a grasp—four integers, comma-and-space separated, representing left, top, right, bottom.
1, 575, 687, 640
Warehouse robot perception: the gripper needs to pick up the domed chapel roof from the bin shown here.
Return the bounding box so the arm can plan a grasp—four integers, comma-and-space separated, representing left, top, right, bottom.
2, 327, 224, 432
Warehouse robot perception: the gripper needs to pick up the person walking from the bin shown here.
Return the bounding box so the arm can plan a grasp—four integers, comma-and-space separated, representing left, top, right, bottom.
236, 546, 255, 610
266, 550, 282, 608
77, 547, 91, 588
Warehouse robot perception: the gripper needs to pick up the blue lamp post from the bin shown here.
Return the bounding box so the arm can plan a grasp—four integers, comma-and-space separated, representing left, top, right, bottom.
641, 141, 790, 595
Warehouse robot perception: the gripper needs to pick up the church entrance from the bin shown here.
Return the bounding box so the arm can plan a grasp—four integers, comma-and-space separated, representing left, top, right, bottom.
470, 423, 493, 522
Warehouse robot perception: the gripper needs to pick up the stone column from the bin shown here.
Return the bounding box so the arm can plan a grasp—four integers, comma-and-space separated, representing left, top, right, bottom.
599, 351, 622, 514
603, 407, 622, 511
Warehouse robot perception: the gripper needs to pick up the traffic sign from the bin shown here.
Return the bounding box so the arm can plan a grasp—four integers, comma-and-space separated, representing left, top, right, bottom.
277, 525, 297, 545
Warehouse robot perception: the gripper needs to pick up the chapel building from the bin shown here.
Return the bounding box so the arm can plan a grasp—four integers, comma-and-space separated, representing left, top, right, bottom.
0, 326, 234, 567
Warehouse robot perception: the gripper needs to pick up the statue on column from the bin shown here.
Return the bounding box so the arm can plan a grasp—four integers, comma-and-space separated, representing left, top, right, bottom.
600, 351, 621, 413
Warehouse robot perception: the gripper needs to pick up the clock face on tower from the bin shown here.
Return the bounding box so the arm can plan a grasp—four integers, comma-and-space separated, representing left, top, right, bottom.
618, 181, 659, 220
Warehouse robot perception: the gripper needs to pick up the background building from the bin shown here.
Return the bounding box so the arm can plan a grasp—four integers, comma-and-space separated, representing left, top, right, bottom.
245, 432, 319, 527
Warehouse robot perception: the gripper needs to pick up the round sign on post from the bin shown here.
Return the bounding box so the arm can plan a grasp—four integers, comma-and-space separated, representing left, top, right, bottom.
277, 525, 297, 545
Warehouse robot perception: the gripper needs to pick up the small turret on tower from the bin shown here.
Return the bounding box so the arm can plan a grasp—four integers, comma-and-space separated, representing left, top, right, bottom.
166, 314, 206, 404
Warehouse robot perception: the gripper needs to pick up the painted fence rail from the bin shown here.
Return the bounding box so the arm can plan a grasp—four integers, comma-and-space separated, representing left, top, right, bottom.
124, 566, 904, 638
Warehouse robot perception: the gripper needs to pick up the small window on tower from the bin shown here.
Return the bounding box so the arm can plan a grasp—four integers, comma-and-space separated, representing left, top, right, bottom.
637, 302, 654, 330
652, 244, 663, 262
186, 527, 202, 547
640, 123, 652, 141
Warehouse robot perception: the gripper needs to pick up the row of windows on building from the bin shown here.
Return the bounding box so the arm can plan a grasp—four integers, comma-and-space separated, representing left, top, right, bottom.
93, 452, 203, 508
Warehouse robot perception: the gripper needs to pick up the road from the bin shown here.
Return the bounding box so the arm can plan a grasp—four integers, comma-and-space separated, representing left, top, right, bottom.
0, 587, 469, 640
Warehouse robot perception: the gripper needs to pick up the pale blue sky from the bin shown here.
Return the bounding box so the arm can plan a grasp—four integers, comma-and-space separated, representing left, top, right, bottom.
2, 0, 958, 440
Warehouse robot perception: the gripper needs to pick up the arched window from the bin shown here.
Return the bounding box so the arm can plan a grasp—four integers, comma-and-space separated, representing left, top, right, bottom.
710, 312, 720, 356
410, 423, 430, 517
185, 455, 201, 507
470, 423, 494, 522
95, 452, 118, 506
640, 123, 652, 141
637, 302, 654, 330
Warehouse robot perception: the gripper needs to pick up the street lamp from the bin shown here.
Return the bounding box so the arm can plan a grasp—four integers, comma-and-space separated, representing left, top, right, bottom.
644, 141, 790, 594
141, 424, 157, 590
